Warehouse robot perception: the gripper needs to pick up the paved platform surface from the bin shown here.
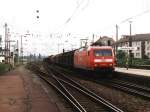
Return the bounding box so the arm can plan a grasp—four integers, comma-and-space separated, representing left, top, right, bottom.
115, 67, 150, 77
0, 66, 60, 112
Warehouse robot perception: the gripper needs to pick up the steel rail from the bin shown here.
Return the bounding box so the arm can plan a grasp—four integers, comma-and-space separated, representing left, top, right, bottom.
111, 79, 150, 92
29, 64, 87, 112
49, 67, 124, 112
52, 65, 150, 99
52, 75, 87, 112
94, 79, 150, 99
38, 72, 86, 112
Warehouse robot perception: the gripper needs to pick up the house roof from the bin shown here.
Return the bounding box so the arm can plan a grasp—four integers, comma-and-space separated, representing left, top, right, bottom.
114, 33, 150, 45
91, 36, 115, 46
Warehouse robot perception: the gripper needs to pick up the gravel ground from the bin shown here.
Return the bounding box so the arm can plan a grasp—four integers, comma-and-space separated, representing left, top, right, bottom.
26, 64, 77, 112
37, 76, 79, 112
27, 63, 150, 112
54, 65, 150, 112
71, 77, 150, 112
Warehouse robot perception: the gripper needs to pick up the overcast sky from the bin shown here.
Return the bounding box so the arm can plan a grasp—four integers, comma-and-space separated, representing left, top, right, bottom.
0, 0, 150, 55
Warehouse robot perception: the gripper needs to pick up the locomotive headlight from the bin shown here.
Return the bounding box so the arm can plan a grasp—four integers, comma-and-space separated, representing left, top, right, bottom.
94, 59, 102, 62
105, 59, 113, 62
94, 64, 98, 67
109, 64, 113, 66
94, 59, 113, 62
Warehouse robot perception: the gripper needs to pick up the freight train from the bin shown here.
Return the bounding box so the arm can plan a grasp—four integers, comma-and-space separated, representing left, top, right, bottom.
48, 46, 116, 72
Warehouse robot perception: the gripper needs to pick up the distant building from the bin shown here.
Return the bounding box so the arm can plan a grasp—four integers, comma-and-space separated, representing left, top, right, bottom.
92, 36, 115, 46
0, 35, 5, 62
0, 56, 5, 63
113, 33, 150, 58
0, 48, 5, 63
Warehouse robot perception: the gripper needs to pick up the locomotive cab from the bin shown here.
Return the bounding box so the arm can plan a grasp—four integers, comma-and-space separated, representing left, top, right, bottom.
74, 46, 115, 72
91, 47, 115, 72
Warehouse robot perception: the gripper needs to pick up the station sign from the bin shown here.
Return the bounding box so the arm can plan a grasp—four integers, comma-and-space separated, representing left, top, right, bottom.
118, 47, 137, 50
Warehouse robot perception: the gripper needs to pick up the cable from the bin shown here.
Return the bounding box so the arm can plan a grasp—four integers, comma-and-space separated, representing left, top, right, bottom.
120, 9, 150, 24
101, 8, 150, 35
53, 0, 91, 33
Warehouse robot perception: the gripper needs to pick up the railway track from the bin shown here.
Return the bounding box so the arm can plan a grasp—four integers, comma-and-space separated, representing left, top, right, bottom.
114, 72, 150, 88
52, 64, 150, 100
94, 79, 150, 99
34, 63, 124, 112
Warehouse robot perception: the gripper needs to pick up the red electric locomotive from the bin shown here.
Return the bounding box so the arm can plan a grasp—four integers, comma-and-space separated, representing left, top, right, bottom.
74, 46, 116, 72
48, 46, 116, 72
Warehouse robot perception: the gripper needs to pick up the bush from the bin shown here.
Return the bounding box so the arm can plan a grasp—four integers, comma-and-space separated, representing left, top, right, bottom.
132, 58, 150, 65
116, 50, 127, 67
116, 50, 150, 67
0, 64, 12, 74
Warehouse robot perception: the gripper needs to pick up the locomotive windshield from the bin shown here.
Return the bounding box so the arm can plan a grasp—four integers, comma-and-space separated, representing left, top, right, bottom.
94, 49, 112, 56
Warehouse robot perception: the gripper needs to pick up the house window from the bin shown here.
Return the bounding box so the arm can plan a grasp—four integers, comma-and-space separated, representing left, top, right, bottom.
147, 47, 150, 50
137, 47, 140, 50
138, 42, 141, 45
136, 53, 140, 57
133, 42, 135, 45
147, 52, 150, 57
147, 41, 150, 44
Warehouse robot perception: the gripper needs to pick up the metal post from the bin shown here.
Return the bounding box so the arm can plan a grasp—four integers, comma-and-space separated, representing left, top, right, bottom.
116, 24, 118, 41
116, 24, 118, 54
92, 34, 94, 43
21, 35, 23, 64
12, 45, 15, 68
4, 23, 8, 63
58, 44, 60, 54
62, 44, 64, 52
129, 21, 132, 67
8, 29, 10, 64
17, 40, 19, 64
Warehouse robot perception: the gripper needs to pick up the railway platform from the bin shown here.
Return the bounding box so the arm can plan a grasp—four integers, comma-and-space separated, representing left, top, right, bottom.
0, 66, 59, 112
115, 67, 150, 77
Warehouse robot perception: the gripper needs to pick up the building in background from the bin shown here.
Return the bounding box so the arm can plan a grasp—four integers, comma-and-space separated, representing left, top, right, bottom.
91, 36, 115, 46
114, 33, 150, 59
0, 35, 5, 63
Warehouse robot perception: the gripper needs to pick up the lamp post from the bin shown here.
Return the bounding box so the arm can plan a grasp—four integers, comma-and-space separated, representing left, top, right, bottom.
129, 21, 132, 67
16, 40, 19, 65
116, 24, 118, 52
20, 35, 26, 64
20, 35, 23, 64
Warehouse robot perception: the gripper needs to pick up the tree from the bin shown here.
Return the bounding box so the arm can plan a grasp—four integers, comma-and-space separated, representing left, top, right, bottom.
143, 54, 149, 59
116, 50, 126, 66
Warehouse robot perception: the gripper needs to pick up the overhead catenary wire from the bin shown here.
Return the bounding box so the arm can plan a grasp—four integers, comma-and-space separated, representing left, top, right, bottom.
49, 0, 92, 53
105, 8, 150, 30
53, 0, 92, 33
51, 1, 150, 54
101, 8, 150, 37
120, 9, 150, 24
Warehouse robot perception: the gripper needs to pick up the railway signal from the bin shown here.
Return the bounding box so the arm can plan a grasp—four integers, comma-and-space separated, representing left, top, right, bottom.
36, 10, 39, 19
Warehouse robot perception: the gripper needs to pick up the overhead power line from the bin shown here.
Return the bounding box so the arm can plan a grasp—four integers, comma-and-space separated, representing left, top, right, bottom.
53, 0, 92, 33
65, 0, 87, 24
120, 9, 150, 24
